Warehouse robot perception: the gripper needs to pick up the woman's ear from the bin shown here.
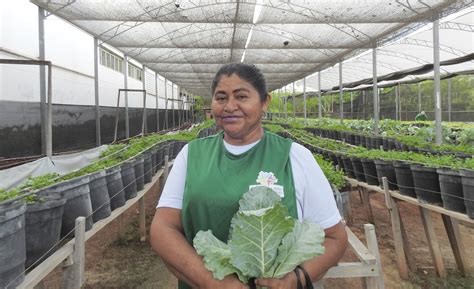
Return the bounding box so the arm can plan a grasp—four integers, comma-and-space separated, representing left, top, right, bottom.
263, 94, 272, 112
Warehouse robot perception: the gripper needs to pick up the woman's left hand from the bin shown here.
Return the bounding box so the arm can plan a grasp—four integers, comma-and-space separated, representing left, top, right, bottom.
255, 271, 298, 289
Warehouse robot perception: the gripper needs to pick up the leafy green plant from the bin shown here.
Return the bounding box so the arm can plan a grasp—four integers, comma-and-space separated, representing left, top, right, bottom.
20, 173, 60, 191
193, 186, 325, 282
314, 154, 346, 190
0, 187, 22, 202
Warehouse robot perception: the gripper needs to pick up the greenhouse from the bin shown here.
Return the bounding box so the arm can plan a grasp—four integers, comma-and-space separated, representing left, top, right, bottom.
0, 1, 473, 289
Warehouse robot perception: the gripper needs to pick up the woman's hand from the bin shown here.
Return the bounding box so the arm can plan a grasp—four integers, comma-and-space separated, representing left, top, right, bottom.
255, 271, 299, 289
200, 274, 249, 289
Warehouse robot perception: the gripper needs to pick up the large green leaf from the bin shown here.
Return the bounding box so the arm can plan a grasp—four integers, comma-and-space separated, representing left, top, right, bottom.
193, 187, 326, 282
229, 197, 293, 278
193, 230, 246, 281
270, 219, 326, 278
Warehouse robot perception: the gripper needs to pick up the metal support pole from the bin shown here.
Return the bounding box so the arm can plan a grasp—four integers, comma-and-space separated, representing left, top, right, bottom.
155, 72, 159, 131
318, 72, 322, 120
398, 83, 402, 121
350, 91, 353, 119
124, 55, 129, 139
38, 7, 48, 156
142, 67, 147, 135
292, 82, 296, 118
171, 83, 175, 128
448, 79, 452, 122
284, 86, 288, 119
362, 90, 366, 119
395, 85, 399, 121
418, 83, 422, 113
46, 64, 52, 157
164, 79, 168, 129
373, 48, 379, 134
339, 62, 343, 123
433, 18, 442, 145
303, 77, 307, 123
177, 89, 181, 128
93, 38, 101, 146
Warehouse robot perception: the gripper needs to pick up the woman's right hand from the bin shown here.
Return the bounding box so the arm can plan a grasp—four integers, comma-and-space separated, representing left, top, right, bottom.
200, 274, 249, 289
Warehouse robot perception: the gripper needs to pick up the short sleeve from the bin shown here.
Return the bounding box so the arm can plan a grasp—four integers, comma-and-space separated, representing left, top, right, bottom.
156, 144, 188, 209
290, 143, 342, 229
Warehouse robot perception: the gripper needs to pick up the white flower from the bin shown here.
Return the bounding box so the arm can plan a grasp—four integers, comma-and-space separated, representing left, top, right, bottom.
256, 171, 278, 187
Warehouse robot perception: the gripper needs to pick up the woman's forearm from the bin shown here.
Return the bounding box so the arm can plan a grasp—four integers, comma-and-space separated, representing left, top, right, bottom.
300, 222, 348, 283
149, 208, 215, 288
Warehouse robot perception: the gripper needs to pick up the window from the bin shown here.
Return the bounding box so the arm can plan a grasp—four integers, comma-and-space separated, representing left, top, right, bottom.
99, 47, 124, 74
128, 63, 143, 81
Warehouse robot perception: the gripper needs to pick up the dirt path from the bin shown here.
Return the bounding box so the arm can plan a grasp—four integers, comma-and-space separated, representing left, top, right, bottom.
42, 186, 474, 289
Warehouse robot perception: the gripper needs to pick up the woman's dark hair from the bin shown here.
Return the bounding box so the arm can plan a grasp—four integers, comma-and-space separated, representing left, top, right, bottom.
211, 63, 268, 102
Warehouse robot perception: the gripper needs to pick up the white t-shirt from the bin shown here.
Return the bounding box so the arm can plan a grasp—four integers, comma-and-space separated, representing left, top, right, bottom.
157, 139, 341, 229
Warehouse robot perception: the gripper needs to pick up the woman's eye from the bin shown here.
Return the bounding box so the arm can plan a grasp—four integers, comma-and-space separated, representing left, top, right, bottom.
236, 95, 248, 100
215, 95, 226, 102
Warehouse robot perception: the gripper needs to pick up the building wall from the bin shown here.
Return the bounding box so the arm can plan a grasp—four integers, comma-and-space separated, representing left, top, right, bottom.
0, 0, 189, 158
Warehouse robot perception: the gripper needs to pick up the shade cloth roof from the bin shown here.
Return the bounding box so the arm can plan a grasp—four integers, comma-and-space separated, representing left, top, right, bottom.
31, 0, 473, 97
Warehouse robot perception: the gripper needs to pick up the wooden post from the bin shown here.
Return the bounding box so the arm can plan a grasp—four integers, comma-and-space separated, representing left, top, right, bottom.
160, 155, 170, 192
364, 224, 384, 289
164, 155, 170, 183
139, 197, 146, 242
382, 177, 409, 280
63, 217, 85, 289
313, 280, 324, 289
361, 187, 374, 224
419, 207, 446, 278
441, 215, 467, 276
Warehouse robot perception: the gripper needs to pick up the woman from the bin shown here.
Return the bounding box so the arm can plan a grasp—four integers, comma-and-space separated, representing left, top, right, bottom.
150, 63, 348, 289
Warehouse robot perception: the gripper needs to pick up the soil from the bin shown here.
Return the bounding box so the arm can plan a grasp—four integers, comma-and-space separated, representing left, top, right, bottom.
40, 184, 474, 289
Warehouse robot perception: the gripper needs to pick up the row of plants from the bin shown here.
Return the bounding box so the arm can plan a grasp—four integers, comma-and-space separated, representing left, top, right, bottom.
0, 120, 214, 289
264, 123, 474, 219
276, 118, 474, 156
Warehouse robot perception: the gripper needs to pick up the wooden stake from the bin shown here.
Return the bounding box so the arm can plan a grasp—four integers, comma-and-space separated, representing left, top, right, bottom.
441, 215, 467, 276
365, 224, 385, 289
139, 197, 146, 242
382, 177, 409, 280
419, 207, 446, 278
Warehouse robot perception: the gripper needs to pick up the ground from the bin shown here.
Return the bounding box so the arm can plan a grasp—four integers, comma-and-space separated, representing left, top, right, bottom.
40, 182, 474, 289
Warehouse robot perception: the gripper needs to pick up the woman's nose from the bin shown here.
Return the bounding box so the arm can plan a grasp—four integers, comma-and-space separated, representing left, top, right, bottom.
224, 97, 238, 112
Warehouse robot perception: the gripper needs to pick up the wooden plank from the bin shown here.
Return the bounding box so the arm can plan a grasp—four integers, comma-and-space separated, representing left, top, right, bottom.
17, 243, 74, 289
441, 215, 468, 275
361, 187, 375, 224
313, 280, 325, 289
323, 262, 379, 278
364, 224, 385, 289
139, 197, 146, 242
346, 227, 376, 265
382, 178, 409, 280
419, 207, 446, 278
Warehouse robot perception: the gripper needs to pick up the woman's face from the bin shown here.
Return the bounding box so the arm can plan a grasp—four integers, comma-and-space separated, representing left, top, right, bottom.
211, 74, 269, 143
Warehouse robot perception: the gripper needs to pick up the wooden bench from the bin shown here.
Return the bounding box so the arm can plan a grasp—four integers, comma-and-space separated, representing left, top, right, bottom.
313, 224, 384, 289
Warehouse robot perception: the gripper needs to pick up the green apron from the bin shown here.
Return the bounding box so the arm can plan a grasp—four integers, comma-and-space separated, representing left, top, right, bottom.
180, 130, 297, 289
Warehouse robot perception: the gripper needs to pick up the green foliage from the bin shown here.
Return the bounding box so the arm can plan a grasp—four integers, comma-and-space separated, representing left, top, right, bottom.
458, 128, 474, 146
0, 187, 22, 202
20, 173, 61, 191
193, 187, 325, 282
313, 154, 346, 190
263, 123, 285, 133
